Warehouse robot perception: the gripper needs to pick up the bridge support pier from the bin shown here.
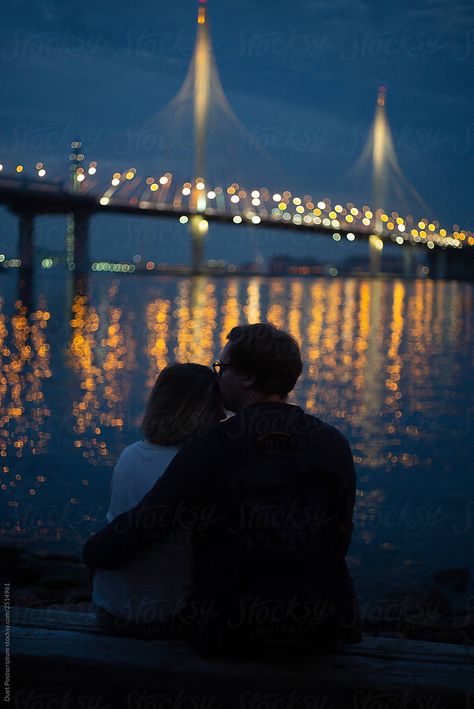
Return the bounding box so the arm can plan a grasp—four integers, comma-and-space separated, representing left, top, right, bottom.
71, 212, 90, 274
431, 247, 447, 279
17, 210, 35, 272
369, 235, 383, 277
189, 215, 207, 275
402, 242, 416, 278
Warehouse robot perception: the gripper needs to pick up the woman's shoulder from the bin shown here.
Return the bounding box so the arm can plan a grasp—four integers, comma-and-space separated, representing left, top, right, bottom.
114, 440, 178, 473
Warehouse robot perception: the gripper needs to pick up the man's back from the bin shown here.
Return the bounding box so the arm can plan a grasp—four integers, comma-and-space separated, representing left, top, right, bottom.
84, 402, 361, 657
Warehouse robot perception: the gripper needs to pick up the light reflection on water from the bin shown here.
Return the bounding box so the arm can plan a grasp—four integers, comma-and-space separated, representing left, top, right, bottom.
0, 272, 473, 597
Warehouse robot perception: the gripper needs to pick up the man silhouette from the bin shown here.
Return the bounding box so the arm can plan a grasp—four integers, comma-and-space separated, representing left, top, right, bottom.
84, 323, 361, 657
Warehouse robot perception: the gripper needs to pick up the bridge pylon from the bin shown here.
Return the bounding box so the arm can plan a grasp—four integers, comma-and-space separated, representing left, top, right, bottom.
368, 86, 389, 277
189, 1, 211, 274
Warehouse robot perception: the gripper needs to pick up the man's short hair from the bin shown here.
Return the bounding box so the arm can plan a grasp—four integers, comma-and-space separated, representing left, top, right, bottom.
226, 323, 302, 397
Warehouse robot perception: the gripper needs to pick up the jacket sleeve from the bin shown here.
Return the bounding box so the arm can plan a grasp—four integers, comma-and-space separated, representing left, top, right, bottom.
83, 435, 215, 569
333, 430, 357, 559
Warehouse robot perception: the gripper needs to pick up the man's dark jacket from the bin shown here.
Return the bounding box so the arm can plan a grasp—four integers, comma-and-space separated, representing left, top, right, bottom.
83, 402, 361, 656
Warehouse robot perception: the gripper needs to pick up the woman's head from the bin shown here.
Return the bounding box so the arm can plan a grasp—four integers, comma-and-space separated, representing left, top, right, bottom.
142, 363, 224, 446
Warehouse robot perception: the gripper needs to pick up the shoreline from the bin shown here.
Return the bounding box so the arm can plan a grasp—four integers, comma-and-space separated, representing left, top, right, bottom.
1, 541, 472, 647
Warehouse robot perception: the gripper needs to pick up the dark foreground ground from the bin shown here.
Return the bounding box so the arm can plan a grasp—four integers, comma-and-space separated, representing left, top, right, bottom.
1, 542, 473, 647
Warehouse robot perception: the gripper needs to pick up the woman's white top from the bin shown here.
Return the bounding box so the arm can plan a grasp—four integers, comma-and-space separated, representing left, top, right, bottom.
93, 440, 193, 624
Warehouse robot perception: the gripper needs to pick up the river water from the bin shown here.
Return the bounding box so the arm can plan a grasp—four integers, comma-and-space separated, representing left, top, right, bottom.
1, 271, 473, 603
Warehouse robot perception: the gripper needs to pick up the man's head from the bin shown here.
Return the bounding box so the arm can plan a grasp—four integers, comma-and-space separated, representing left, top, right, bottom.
215, 323, 303, 412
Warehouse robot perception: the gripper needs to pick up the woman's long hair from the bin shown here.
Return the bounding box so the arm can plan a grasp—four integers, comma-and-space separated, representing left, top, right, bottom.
141, 363, 223, 446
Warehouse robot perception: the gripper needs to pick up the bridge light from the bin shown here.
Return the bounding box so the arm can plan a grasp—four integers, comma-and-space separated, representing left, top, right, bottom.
251, 216, 261, 224
347, 233, 355, 241
370, 236, 384, 251
100, 197, 110, 205
396, 236, 404, 245
16, 165, 24, 173
332, 233, 341, 241
427, 241, 434, 249
272, 193, 281, 202
179, 216, 188, 224
233, 216, 243, 224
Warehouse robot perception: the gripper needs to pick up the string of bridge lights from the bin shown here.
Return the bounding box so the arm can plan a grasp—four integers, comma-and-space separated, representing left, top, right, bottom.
1, 160, 473, 250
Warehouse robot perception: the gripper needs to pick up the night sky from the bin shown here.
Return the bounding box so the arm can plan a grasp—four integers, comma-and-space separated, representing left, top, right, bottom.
1, 0, 473, 266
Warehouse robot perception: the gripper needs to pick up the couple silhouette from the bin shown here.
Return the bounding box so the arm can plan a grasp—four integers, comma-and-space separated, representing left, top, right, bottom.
84, 322, 361, 658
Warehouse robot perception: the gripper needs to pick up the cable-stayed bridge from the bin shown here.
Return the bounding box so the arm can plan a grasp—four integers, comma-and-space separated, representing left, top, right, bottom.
0, 0, 472, 280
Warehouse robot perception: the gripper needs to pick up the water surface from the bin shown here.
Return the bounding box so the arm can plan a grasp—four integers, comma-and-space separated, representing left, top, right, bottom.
1, 270, 473, 603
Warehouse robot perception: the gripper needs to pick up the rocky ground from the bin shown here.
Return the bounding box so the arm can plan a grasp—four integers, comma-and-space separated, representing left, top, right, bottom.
1, 542, 473, 645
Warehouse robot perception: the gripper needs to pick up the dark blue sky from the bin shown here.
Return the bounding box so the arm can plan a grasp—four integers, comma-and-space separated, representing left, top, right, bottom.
1, 0, 473, 265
